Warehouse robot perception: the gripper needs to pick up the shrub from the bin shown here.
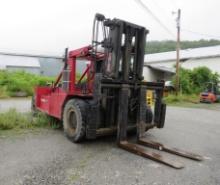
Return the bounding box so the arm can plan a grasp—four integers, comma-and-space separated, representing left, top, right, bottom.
0, 70, 84, 97
179, 68, 194, 94
0, 70, 54, 97
173, 67, 220, 94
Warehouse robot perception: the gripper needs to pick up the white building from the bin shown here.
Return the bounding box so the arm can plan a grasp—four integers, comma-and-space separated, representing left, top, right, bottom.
0, 52, 63, 76
143, 45, 220, 82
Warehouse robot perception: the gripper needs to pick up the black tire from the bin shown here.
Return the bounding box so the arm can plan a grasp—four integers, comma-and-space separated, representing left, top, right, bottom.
146, 106, 153, 124
63, 99, 86, 143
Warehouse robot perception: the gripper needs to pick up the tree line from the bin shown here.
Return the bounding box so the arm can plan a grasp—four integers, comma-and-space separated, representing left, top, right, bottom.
146, 39, 220, 54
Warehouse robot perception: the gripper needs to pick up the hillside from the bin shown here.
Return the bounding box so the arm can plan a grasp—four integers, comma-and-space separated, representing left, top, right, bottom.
146, 39, 220, 54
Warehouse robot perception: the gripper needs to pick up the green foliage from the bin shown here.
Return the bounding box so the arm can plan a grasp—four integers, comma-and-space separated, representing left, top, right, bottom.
146, 39, 220, 54
0, 86, 8, 98
179, 68, 194, 94
0, 70, 53, 97
0, 109, 50, 130
173, 66, 220, 94
34, 113, 60, 129
0, 70, 84, 98
32, 112, 51, 128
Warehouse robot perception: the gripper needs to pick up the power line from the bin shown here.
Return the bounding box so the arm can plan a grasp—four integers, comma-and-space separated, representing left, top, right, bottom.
134, 0, 175, 38
150, 0, 176, 27
168, 0, 178, 10
181, 29, 220, 39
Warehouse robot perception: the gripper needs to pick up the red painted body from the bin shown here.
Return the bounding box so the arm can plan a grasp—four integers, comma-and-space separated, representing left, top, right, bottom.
199, 92, 217, 103
35, 46, 103, 119
199, 82, 220, 103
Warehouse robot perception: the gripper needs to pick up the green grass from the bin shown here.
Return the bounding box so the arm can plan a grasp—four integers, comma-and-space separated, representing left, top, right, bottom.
0, 86, 9, 98
164, 94, 220, 110
0, 109, 52, 131
164, 94, 199, 104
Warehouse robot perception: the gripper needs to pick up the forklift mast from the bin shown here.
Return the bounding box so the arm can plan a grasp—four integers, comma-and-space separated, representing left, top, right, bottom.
92, 13, 147, 82
90, 13, 166, 142
87, 14, 203, 168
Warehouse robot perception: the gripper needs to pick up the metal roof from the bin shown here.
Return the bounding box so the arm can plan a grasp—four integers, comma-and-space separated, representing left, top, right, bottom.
0, 51, 63, 59
144, 45, 220, 64
0, 55, 40, 68
147, 65, 175, 74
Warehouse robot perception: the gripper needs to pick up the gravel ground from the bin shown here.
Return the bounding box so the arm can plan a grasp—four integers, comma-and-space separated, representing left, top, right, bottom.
0, 100, 220, 185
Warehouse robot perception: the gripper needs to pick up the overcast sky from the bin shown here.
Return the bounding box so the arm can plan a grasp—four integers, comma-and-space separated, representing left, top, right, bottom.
0, 0, 220, 55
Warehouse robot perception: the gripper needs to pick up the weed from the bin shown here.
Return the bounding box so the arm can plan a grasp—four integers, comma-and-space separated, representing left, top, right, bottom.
164, 94, 199, 104
0, 109, 29, 130
0, 109, 51, 130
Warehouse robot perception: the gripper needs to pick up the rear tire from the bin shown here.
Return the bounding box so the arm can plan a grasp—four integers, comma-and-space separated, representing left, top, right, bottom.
63, 99, 86, 143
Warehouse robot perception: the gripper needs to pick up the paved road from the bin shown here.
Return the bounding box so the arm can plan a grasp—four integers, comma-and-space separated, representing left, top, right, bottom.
0, 101, 220, 185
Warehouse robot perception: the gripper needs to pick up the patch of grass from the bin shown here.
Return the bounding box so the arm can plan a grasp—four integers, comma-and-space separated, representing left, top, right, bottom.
0, 109, 30, 130
164, 94, 199, 104
164, 94, 220, 110
0, 109, 50, 131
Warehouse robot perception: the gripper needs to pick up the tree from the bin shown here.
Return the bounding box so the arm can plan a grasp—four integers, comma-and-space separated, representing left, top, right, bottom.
146, 39, 220, 54
173, 66, 220, 94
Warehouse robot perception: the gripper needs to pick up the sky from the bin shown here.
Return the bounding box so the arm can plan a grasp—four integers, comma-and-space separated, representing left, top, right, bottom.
0, 0, 220, 55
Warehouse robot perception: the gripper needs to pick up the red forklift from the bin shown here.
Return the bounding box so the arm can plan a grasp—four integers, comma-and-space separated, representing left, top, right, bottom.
200, 82, 220, 103
32, 13, 203, 168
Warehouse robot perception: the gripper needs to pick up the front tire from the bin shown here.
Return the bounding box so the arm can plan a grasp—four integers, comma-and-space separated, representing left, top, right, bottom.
63, 99, 86, 143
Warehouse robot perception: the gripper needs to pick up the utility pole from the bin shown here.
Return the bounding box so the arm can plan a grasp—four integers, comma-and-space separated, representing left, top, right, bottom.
175, 9, 181, 95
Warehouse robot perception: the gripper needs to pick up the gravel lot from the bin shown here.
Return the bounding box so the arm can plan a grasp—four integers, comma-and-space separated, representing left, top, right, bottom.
0, 99, 220, 185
